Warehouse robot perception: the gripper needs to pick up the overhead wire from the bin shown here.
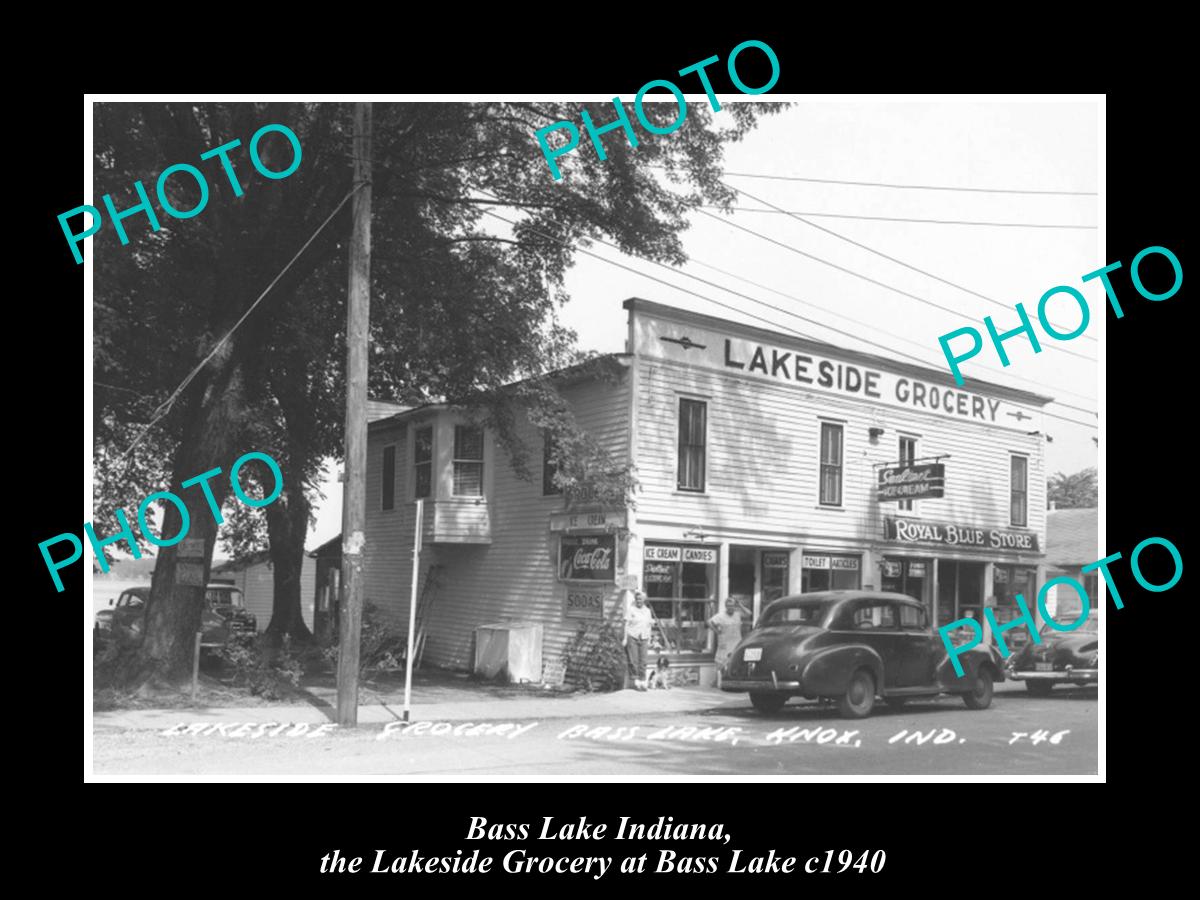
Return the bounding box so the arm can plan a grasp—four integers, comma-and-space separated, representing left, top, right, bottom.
722, 171, 1098, 196
481, 208, 1097, 431
120, 182, 367, 459
699, 206, 1096, 230
728, 184, 1099, 349
470, 186, 1096, 414
693, 205, 1103, 369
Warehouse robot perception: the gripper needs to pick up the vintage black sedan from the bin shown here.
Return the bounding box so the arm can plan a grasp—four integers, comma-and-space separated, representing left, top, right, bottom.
720, 591, 1005, 718
1005, 609, 1097, 694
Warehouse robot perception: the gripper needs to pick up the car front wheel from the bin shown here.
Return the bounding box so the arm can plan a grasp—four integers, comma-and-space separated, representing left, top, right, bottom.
963, 668, 994, 710
837, 670, 876, 719
1026, 680, 1054, 696
749, 692, 787, 714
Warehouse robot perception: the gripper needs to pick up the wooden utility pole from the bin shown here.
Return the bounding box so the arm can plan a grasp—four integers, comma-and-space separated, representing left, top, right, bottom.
337, 101, 372, 727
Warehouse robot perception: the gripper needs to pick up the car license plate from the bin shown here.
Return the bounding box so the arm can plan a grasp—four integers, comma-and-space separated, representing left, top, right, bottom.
1035, 662, 1052, 672
743, 648, 762, 662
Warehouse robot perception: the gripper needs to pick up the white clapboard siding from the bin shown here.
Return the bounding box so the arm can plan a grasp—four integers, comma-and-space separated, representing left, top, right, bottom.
236, 556, 316, 632
362, 376, 632, 671
634, 358, 1046, 547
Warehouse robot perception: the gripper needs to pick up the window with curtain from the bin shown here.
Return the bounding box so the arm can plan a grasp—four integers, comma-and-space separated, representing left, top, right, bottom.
819, 422, 843, 506
1010, 454, 1028, 526
413, 426, 433, 499
453, 425, 484, 496
677, 398, 707, 492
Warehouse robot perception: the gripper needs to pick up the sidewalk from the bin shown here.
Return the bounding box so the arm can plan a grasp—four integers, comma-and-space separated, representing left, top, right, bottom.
93, 679, 1029, 731
94, 684, 743, 730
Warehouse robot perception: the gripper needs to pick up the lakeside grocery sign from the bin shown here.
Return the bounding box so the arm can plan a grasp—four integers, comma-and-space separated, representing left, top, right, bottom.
635, 314, 1042, 430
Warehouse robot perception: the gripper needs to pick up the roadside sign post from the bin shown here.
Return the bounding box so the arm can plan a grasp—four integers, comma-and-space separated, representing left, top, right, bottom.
402, 499, 423, 722
191, 631, 202, 706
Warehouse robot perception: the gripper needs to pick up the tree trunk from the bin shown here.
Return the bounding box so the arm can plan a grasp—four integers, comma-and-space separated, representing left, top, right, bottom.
114, 357, 249, 688
264, 475, 314, 644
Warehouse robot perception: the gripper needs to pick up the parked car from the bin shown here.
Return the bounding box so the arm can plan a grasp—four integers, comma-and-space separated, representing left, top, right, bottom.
104, 584, 256, 645
94, 605, 115, 633
1005, 609, 1097, 694
720, 591, 1005, 718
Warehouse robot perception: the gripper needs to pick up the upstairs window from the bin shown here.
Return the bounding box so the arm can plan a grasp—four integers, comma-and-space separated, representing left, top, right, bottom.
381, 445, 396, 511
677, 398, 707, 492
819, 422, 843, 506
413, 426, 433, 499
1010, 454, 1028, 527
454, 426, 484, 496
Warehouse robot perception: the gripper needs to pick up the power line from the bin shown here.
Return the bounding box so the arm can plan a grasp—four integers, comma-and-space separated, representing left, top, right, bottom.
681, 255, 1098, 412
469, 186, 1097, 411
695, 205, 1102, 370
121, 183, 366, 459
700, 206, 1097, 230
482, 209, 1096, 431
723, 171, 1098, 196
729, 184, 1099, 350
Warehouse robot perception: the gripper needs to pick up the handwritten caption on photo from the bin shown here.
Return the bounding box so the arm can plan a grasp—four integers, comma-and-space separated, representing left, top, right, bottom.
160, 719, 1069, 751
319, 817, 886, 877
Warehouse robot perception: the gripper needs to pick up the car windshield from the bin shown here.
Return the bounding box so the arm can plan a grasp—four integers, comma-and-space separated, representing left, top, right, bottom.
206, 588, 243, 608
118, 592, 146, 608
1041, 611, 1098, 634
761, 601, 828, 627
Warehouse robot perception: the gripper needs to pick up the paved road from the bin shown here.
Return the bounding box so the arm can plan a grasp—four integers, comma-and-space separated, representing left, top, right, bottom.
92, 686, 1097, 777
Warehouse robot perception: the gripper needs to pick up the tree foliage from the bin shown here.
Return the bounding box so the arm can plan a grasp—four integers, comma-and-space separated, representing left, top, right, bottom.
93, 100, 780, 683
1047, 467, 1097, 509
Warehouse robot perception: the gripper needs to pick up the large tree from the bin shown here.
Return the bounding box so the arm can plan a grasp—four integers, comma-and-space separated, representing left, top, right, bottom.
93, 100, 777, 686
1048, 467, 1097, 509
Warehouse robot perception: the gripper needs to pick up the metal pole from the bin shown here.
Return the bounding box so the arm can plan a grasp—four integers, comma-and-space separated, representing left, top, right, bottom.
402, 499, 423, 722
191, 631, 202, 706
336, 101, 373, 727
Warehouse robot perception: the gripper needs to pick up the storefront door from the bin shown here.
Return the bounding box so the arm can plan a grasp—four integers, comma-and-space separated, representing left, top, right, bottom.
936, 560, 985, 631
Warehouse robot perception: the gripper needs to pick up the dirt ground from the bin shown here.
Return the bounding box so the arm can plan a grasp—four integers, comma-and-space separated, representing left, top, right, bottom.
93, 660, 580, 712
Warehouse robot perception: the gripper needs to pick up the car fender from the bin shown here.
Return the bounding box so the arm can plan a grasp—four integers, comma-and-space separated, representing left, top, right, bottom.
800, 644, 884, 696
936, 648, 1004, 691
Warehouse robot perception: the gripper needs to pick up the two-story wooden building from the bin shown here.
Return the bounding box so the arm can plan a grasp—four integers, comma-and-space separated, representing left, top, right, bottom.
361, 298, 1050, 686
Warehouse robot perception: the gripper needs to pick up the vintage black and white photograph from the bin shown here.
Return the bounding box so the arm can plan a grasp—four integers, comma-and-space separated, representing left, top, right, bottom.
82, 93, 1102, 779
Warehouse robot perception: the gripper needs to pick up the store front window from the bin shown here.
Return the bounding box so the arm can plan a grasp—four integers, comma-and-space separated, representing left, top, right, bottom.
936, 560, 985, 631
992, 565, 1038, 648
801, 553, 861, 592
644, 543, 719, 655
881, 558, 930, 622
761, 552, 790, 606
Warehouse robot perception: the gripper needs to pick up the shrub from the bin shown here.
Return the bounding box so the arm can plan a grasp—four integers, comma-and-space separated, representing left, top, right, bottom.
561, 621, 626, 692
322, 602, 409, 675
217, 634, 304, 701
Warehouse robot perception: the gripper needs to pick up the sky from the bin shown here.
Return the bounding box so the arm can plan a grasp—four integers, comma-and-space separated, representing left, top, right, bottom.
302, 98, 1101, 553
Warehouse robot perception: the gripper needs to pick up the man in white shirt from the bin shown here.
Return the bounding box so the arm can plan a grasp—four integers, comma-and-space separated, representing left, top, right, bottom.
624, 590, 654, 691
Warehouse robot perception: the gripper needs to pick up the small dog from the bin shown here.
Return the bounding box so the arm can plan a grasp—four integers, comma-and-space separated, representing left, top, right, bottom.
647, 656, 671, 690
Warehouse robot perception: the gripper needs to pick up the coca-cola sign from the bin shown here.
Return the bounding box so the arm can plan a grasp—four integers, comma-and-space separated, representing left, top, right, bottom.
559, 535, 616, 582
877, 462, 945, 501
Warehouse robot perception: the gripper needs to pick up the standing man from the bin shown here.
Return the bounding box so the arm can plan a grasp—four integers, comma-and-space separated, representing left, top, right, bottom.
624, 590, 654, 691
709, 597, 752, 688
